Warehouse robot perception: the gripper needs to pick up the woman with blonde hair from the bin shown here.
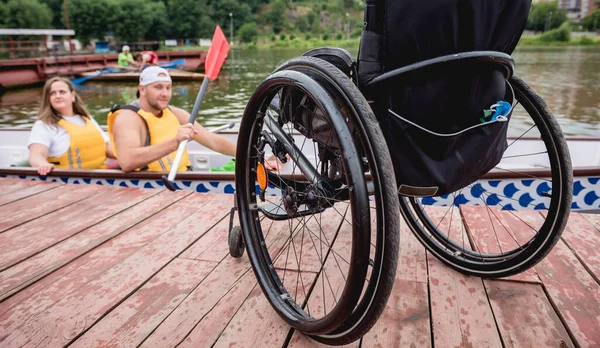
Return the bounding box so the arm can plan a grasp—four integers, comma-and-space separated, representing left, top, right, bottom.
28, 76, 115, 175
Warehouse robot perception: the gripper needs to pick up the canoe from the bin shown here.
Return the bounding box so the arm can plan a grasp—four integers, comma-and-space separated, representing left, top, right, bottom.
77, 69, 205, 82
0, 127, 598, 211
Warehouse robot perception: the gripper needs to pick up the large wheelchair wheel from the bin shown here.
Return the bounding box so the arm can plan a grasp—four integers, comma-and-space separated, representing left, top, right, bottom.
400, 75, 573, 278
235, 56, 400, 345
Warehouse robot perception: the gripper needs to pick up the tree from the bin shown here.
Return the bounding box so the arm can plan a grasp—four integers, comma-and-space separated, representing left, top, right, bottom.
238, 22, 258, 43
582, 9, 600, 32
2, 0, 53, 29
269, 0, 286, 34
295, 15, 308, 32
38, 0, 64, 29
526, 2, 568, 32
68, 0, 116, 44
211, 0, 253, 33
165, 0, 213, 39
144, 1, 170, 41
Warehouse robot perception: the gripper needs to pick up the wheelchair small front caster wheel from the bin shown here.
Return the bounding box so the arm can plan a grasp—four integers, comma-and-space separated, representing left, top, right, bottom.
228, 226, 244, 258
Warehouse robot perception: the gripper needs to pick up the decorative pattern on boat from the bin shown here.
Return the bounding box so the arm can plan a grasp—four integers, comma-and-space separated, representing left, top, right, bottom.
419, 177, 600, 212
1, 174, 599, 212
0, 174, 282, 197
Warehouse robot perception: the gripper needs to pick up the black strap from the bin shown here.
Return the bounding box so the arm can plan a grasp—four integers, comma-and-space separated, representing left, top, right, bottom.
111, 104, 140, 113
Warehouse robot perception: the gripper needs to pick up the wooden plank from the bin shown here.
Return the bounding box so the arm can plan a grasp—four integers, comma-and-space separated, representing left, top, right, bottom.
0, 177, 35, 190
361, 280, 431, 348
559, 213, 600, 282
0, 190, 179, 301
581, 213, 600, 233
485, 280, 574, 348
211, 285, 293, 347
0, 186, 157, 272
0, 181, 63, 206
428, 256, 502, 347
0, 184, 104, 233
70, 258, 217, 348
179, 211, 233, 262
537, 241, 600, 347
0, 190, 193, 339
287, 331, 359, 348
461, 206, 541, 283
501, 210, 600, 347
173, 267, 259, 348
142, 215, 302, 347
0, 193, 231, 347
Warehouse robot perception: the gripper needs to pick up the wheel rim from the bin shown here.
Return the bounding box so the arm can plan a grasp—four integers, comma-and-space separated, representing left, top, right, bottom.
236, 70, 371, 334
399, 77, 572, 275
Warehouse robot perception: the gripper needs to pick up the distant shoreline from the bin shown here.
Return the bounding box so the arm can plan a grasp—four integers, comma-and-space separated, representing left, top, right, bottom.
170, 34, 600, 52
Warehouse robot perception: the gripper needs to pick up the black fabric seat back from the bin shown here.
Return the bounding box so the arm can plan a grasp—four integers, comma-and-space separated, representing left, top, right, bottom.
358, 0, 531, 196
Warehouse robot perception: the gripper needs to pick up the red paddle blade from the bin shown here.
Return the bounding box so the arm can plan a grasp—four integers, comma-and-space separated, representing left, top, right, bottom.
205, 25, 231, 81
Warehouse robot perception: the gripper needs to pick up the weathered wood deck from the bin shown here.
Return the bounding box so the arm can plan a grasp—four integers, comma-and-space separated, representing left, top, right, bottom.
0, 178, 598, 347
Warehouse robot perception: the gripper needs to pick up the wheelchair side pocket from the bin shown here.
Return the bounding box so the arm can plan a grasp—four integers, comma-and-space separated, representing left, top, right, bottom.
383, 83, 515, 197
357, 30, 383, 88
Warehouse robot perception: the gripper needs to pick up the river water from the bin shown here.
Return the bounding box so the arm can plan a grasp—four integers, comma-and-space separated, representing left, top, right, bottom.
0, 46, 598, 136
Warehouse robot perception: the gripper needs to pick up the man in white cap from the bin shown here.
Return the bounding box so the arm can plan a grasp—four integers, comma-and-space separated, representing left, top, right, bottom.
106, 66, 237, 172
117, 45, 137, 68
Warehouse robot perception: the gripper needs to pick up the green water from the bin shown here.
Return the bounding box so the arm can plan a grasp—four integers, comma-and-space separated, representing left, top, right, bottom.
0, 46, 598, 136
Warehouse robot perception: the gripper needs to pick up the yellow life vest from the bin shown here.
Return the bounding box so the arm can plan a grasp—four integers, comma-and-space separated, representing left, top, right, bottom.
47, 117, 106, 169
107, 104, 190, 172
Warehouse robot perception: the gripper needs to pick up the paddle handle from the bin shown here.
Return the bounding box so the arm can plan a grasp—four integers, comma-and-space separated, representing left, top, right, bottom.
162, 77, 211, 191
187, 77, 211, 124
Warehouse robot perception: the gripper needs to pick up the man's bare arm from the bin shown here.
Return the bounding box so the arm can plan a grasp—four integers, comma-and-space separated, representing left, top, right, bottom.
112, 110, 190, 172
171, 106, 236, 156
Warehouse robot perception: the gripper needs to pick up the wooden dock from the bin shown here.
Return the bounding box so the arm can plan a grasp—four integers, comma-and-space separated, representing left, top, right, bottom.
0, 178, 598, 347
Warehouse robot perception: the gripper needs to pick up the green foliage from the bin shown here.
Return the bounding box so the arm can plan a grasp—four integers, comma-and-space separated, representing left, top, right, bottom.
211, 0, 253, 34
335, 31, 343, 40
280, 32, 287, 40
238, 22, 258, 43
539, 21, 571, 42
269, 0, 286, 34
17, 0, 365, 48
526, 2, 568, 32
2, 0, 53, 29
295, 15, 308, 32
289, 33, 295, 40
38, 0, 63, 29
582, 9, 600, 32
321, 32, 329, 40
166, 0, 213, 40
68, 0, 115, 44
350, 27, 362, 38
309, 9, 321, 33
107, 0, 165, 42
579, 35, 595, 45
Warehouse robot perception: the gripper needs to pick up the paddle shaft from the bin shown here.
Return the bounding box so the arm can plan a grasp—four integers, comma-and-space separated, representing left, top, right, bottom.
166, 76, 211, 181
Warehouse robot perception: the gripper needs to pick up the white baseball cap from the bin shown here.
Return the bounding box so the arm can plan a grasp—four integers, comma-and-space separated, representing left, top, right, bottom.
139, 66, 172, 86
122, 45, 130, 52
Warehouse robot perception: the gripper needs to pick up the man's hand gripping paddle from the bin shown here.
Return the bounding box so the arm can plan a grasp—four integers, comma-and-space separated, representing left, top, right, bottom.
162, 26, 231, 191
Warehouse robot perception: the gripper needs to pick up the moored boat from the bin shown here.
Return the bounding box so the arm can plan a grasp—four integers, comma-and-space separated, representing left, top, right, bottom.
0, 127, 598, 211
76, 69, 205, 82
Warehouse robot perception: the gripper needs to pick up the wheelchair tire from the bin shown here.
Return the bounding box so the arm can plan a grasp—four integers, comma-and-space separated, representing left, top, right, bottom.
235, 57, 399, 344
274, 56, 400, 345
400, 75, 573, 278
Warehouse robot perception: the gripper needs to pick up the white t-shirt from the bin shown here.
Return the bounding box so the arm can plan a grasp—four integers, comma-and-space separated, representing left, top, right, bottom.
28, 115, 109, 158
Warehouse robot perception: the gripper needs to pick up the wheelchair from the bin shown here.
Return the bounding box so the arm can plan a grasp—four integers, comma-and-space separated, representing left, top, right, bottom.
228, 0, 573, 344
